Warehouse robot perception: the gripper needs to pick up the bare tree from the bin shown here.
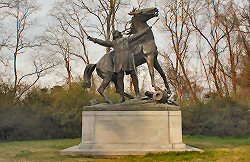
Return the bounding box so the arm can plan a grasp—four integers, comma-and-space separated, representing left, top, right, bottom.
0, 0, 13, 67
136, 0, 150, 9
48, 0, 129, 89
4, 0, 40, 95
188, 0, 245, 98
157, 0, 248, 100
68, 0, 128, 53
216, 3, 241, 98
15, 52, 58, 100
0, 26, 11, 67
42, 25, 75, 87
162, 0, 198, 101
50, 0, 90, 65
237, 0, 250, 93
0, 0, 56, 99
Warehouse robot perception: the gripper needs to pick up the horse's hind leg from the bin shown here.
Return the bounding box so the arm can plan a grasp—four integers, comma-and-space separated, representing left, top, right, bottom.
154, 59, 171, 94
97, 74, 113, 104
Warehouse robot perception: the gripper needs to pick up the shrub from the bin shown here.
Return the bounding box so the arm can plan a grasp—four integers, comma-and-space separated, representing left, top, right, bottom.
50, 82, 95, 138
0, 86, 62, 140
2, 80, 249, 140
0, 81, 122, 140
182, 97, 250, 137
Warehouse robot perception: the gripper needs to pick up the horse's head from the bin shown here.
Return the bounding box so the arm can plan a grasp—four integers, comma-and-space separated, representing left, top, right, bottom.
128, 7, 159, 22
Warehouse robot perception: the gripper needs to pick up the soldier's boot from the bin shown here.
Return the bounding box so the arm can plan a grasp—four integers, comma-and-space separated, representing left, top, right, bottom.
117, 72, 125, 103
131, 72, 140, 99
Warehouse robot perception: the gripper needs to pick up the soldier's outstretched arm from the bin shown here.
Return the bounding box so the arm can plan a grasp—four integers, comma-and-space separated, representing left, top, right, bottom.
128, 27, 151, 43
87, 36, 114, 47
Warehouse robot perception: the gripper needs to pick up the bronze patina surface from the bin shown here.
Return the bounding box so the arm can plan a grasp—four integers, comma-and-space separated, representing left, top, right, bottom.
83, 8, 171, 104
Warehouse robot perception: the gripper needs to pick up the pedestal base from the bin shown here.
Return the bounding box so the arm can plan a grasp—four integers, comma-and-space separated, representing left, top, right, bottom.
61, 143, 202, 155
61, 102, 202, 155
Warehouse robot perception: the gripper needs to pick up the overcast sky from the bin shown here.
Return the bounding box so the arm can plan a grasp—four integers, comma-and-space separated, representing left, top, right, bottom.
1, 0, 200, 91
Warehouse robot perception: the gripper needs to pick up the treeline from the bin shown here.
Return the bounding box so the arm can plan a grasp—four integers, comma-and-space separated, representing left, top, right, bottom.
182, 98, 250, 137
0, 81, 249, 140
0, 81, 120, 140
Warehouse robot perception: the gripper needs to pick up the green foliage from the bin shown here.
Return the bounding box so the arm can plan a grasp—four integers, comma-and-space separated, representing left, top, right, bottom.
0, 82, 90, 140
1, 80, 249, 140
0, 81, 123, 140
182, 98, 250, 137
50, 83, 95, 137
0, 83, 14, 108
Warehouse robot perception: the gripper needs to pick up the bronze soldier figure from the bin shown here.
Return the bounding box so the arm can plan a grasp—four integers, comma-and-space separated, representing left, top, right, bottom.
88, 27, 151, 102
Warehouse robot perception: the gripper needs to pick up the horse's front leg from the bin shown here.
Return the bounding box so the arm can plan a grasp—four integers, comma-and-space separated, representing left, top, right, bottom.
154, 59, 171, 94
130, 70, 140, 98
145, 54, 160, 91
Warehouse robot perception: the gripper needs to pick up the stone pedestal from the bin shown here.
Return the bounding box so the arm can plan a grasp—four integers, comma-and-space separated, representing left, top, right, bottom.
61, 100, 202, 155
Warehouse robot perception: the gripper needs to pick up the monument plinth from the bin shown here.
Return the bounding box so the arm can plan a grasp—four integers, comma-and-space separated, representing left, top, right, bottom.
60, 100, 202, 155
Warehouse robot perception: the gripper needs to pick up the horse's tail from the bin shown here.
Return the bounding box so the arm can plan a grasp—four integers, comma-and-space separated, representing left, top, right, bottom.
83, 64, 96, 88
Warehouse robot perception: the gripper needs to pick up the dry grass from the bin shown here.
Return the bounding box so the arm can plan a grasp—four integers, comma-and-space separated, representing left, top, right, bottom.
0, 136, 249, 162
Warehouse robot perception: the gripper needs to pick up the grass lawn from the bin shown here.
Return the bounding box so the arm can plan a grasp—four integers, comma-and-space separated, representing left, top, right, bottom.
0, 136, 249, 162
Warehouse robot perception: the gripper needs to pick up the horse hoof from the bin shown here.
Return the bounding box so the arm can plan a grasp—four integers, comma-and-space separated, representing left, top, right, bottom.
106, 100, 113, 104
135, 94, 141, 99
119, 98, 125, 103
165, 89, 172, 95
82, 82, 91, 88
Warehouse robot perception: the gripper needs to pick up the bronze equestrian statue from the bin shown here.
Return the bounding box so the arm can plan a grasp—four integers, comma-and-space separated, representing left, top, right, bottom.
87, 27, 151, 103
83, 7, 171, 104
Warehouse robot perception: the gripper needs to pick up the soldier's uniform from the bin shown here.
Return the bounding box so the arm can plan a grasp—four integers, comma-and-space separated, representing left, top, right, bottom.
113, 37, 135, 74
89, 27, 150, 74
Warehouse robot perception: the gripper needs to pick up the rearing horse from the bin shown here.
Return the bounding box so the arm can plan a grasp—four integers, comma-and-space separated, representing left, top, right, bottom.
83, 8, 171, 104
128, 7, 171, 92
